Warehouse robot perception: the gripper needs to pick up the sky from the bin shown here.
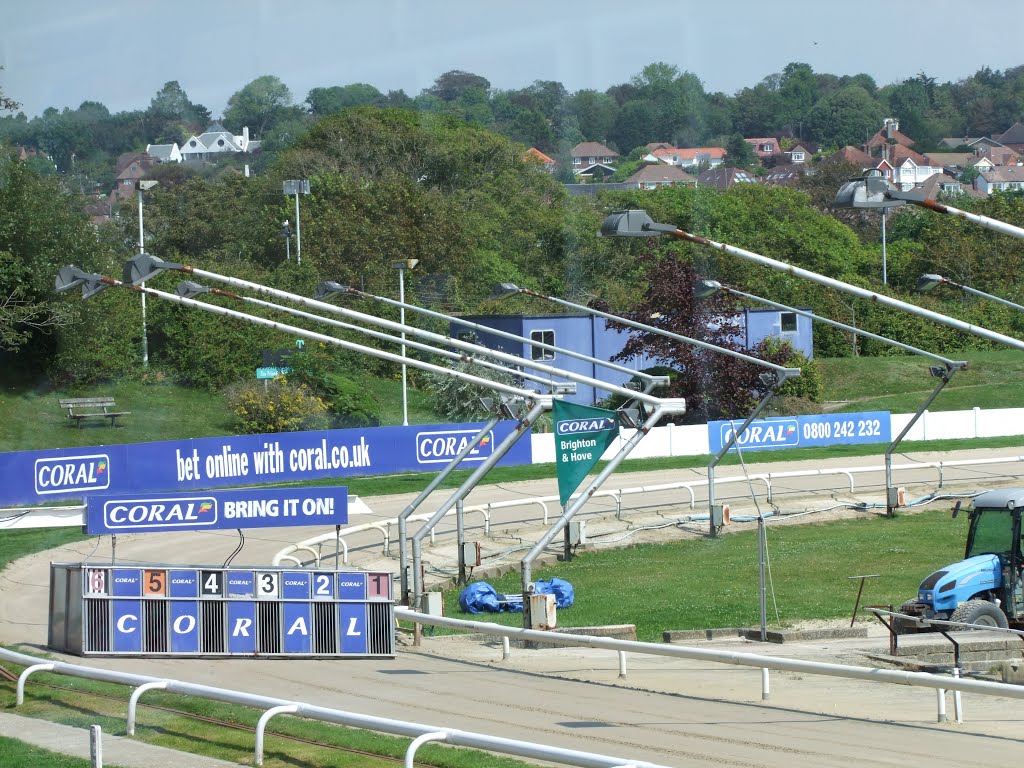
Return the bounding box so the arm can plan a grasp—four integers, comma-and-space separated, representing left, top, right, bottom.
3, 1, 1022, 120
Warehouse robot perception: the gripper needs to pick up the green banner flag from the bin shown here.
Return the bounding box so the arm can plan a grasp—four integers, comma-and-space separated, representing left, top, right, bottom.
553, 400, 620, 506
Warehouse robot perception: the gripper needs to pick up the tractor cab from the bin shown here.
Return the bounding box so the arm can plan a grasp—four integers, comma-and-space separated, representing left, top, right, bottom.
962, 489, 1024, 621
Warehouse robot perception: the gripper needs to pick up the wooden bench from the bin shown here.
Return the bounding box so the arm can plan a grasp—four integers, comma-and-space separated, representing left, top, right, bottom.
58, 397, 131, 428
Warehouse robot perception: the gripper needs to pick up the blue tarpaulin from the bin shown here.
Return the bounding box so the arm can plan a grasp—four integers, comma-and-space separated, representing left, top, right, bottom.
458, 578, 574, 614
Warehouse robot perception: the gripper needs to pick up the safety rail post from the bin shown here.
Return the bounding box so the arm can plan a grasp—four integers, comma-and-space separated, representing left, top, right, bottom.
762, 668, 770, 700
406, 731, 449, 768
17, 663, 54, 705
255, 704, 299, 766
128, 680, 169, 735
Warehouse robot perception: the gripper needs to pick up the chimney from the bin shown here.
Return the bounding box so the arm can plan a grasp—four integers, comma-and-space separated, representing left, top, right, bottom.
242, 126, 250, 146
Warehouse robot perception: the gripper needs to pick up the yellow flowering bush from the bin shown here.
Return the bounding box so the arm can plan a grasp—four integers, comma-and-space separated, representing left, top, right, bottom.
225, 379, 329, 434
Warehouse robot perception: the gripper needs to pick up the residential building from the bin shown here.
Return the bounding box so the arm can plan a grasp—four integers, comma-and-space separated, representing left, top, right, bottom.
785, 145, 810, 164
975, 165, 1024, 195
761, 163, 807, 187
864, 117, 915, 159
146, 143, 182, 164
570, 141, 619, 176
997, 122, 1024, 154
449, 310, 813, 405
524, 147, 557, 173
180, 124, 260, 162
642, 146, 726, 170
108, 152, 156, 204
697, 166, 758, 190
625, 164, 697, 189
744, 137, 781, 162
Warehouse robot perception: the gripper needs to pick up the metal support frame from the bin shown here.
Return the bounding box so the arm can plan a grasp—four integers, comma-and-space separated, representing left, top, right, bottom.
520, 400, 687, 631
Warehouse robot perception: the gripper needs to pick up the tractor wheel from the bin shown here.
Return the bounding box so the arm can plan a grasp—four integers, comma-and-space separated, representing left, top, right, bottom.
949, 599, 1009, 630
893, 600, 926, 634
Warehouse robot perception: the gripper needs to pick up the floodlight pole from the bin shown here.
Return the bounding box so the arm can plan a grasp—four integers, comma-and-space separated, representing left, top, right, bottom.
325, 283, 671, 395
135, 181, 158, 368
600, 209, 1024, 353
494, 282, 799, 536
919, 273, 1024, 313
698, 279, 967, 517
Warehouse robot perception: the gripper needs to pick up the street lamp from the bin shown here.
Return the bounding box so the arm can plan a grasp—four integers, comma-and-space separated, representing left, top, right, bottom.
598, 208, 1024, 353
136, 179, 158, 367
491, 281, 800, 537
917, 273, 1024, 313
282, 179, 310, 265
834, 172, 1024, 241
391, 258, 419, 426
694, 278, 966, 517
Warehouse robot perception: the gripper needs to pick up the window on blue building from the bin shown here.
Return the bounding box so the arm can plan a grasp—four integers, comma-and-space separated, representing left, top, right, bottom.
530, 330, 555, 360
780, 312, 797, 333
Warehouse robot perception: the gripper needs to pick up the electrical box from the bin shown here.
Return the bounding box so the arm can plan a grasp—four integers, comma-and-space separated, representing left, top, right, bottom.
887, 487, 907, 508
529, 593, 556, 630
711, 504, 731, 527
569, 520, 587, 546
461, 541, 481, 567
423, 591, 444, 617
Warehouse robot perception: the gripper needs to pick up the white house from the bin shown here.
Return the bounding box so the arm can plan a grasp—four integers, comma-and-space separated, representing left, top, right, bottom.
179, 125, 260, 161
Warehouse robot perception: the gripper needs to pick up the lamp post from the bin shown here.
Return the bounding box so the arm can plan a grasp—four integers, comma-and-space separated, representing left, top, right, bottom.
598, 208, 1024, 353
917, 273, 1024, 313
282, 180, 310, 265
391, 258, 419, 426
135, 180, 158, 368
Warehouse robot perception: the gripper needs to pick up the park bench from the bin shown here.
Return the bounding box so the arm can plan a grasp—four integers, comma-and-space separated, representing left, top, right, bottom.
58, 397, 130, 428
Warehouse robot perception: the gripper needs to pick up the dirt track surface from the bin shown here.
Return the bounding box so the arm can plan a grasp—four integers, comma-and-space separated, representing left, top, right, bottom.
4, 448, 1024, 766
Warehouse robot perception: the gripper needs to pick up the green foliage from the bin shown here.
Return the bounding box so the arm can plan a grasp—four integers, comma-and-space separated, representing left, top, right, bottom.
283, 346, 381, 427
225, 378, 328, 434
752, 337, 822, 403
426, 360, 518, 423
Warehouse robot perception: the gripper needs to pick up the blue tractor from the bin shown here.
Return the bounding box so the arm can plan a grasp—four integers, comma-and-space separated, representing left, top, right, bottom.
896, 488, 1024, 633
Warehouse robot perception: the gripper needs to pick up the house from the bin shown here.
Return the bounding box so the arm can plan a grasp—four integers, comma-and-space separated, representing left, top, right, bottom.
108, 152, 157, 204
146, 143, 182, 164
996, 122, 1024, 154
625, 164, 697, 189
916, 172, 984, 201
891, 154, 943, 190
449, 311, 813, 405
697, 166, 758, 190
524, 147, 557, 172
570, 141, 619, 176
761, 163, 807, 187
864, 117, 915, 159
744, 137, 781, 162
180, 124, 260, 162
785, 145, 810, 164
641, 145, 727, 169
975, 165, 1024, 195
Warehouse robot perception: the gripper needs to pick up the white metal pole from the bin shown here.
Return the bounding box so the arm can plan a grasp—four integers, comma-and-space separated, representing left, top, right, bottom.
398, 267, 409, 426
881, 210, 887, 286
295, 193, 301, 266
137, 188, 148, 369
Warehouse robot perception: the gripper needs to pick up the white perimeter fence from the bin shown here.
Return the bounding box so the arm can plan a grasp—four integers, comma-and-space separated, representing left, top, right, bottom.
0, 645, 669, 768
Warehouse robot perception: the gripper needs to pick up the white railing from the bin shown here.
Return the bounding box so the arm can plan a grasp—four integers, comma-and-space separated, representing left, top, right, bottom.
272, 453, 1024, 569
396, 608, 1024, 725
1, 645, 667, 768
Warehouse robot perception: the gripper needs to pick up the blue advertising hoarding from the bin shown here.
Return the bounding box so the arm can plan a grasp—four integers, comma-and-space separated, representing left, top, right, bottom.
708, 411, 890, 453
0, 420, 530, 508
86, 486, 347, 535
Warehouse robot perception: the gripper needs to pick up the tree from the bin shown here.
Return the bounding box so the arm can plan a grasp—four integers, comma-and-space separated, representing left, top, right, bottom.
305, 84, 384, 116
565, 90, 617, 142
725, 133, 757, 167
426, 70, 491, 102
805, 85, 883, 147
223, 75, 295, 137
146, 81, 210, 141
595, 252, 769, 424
